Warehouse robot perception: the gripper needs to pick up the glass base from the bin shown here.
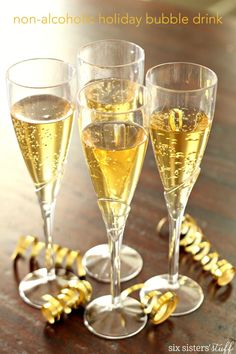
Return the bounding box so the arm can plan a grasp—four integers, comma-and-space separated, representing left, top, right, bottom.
82, 244, 143, 283
19, 268, 78, 309
140, 274, 204, 316
84, 295, 147, 339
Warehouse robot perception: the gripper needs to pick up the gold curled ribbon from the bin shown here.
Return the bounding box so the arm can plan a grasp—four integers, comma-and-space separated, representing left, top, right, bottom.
121, 283, 178, 325
156, 216, 168, 235
169, 108, 183, 132
142, 290, 178, 325
41, 294, 64, 324
68, 278, 93, 306
41, 279, 92, 324
11, 235, 86, 278
157, 214, 236, 286
11, 235, 37, 260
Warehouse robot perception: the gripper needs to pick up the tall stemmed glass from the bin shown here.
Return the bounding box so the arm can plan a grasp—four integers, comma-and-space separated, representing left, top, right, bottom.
140, 62, 217, 316
6, 58, 77, 308
77, 39, 145, 282
78, 79, 149, 339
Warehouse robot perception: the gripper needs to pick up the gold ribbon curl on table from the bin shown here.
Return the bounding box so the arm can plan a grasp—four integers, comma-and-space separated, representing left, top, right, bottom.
157, 214, 235, 286
12, 236, 178, 325
121, 283, 178, 325
41, 279, 93, 324
11, 235, 86, 278
42, 282, 178, 325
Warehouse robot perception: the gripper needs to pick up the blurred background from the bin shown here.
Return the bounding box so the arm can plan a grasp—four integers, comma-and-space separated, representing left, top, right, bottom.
149, 0, 236, 16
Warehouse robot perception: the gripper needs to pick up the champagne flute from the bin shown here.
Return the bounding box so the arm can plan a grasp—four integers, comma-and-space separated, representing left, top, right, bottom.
77, 39, 145, 282
140, 62, 217, 316
78, 79, 149, 339
6, 58, 77, 308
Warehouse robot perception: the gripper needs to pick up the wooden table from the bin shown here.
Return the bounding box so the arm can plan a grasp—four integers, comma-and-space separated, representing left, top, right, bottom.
0, 0, 235, 353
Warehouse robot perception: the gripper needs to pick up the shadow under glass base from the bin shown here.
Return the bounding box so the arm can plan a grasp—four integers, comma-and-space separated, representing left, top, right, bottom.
82, 244, 143, 283
140, 274, 204, 316
19, 268, 78, 309
84, 295, 147, 339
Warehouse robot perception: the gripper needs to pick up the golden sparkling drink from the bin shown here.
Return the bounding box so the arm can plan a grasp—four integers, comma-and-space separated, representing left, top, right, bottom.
83, 79, 140, 114
150, 108, 211, 191
81, 121, 148, 205
11, 94, 74, 203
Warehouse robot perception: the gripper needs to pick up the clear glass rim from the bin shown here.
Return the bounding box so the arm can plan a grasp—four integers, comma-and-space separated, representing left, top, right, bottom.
146, 62, 218, 93
77, 78, 148, 116
6, 57, 76, 89
77, 39, 145, 69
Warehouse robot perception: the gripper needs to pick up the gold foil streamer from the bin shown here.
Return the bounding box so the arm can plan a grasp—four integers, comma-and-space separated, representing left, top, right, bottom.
11, 235, 85, 278
121, 283, 178, 324
142, 290, 177, 325
42, 281, 176, 325
41, 280, 92, 324
41, 294, 64, 324
11, 235, 37, 260
13, 237, 178, 326
169, 108, 183, 132
157, 214, 235, 286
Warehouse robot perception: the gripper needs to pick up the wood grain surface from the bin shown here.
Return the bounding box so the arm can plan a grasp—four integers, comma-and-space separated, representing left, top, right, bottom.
0, 0, 235, 353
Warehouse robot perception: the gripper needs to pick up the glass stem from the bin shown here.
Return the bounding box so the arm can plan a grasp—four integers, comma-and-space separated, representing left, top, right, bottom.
168, 209, 184, 286
108, 230, 123, 308
166, 168, 200, 286
40, 201, 56, 278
